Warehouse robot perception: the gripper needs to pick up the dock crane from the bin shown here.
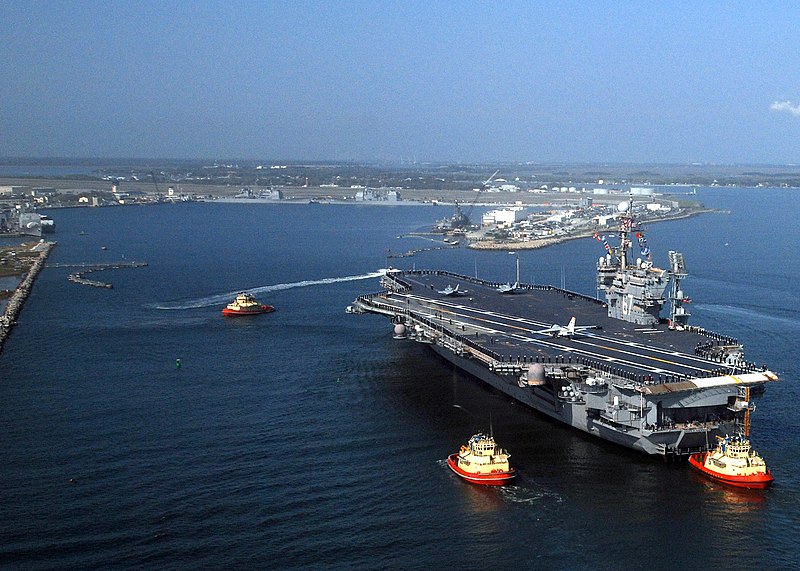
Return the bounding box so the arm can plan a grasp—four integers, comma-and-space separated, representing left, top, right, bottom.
150, 171, 161, 195
448, 170, 500, 231
479, 169, 500, 191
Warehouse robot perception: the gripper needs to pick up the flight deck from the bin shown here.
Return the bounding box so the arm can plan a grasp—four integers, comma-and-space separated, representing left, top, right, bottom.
365, 270, 764, 384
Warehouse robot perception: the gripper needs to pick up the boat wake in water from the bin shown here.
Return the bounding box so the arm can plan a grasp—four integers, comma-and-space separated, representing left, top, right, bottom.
151, 270, 386, 310
693, 303, 800, 330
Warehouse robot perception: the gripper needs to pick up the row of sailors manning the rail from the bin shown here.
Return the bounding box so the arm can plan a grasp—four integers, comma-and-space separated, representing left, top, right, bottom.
694, 341, 766, 372
495, 352, 765, 385
394, 317, 768, 382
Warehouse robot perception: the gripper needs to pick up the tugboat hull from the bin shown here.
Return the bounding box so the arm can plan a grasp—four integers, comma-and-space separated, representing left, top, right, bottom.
222, 305, 274, 316
688, 453, 774, 489
447, 454, 516, 486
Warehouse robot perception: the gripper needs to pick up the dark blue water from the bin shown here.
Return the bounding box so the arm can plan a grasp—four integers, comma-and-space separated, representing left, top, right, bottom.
1, 193, 798, 569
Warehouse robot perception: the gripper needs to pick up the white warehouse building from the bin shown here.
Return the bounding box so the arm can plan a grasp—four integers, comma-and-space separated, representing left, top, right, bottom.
482, 207, 526, 227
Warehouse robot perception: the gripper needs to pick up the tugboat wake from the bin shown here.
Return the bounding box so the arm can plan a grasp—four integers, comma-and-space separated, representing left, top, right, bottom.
152, 270, 385, 310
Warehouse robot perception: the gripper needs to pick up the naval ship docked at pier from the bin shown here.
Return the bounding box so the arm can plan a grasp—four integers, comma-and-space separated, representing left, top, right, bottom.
349, 199, 778, 458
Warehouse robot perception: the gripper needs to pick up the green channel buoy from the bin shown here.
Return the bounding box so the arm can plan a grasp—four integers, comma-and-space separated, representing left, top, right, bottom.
176, 358, 181, 369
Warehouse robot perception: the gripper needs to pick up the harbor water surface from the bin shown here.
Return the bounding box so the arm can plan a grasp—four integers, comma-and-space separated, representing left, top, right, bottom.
1, 189, 798, 569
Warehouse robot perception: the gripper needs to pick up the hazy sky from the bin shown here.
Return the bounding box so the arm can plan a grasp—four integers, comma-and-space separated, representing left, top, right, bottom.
2, 1, 800, 163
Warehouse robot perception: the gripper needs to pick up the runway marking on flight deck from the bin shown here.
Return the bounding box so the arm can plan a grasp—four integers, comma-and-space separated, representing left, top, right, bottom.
570, 339, 709, 372
405, 295, 563, 332
569, 332, 715, 370
397, 293, 715, 374
579, 341, 682, 366
501, 331, 675, 374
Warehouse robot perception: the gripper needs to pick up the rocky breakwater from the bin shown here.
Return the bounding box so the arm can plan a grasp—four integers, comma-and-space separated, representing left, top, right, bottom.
54, 261, 149, 288
0, 241, 55, 355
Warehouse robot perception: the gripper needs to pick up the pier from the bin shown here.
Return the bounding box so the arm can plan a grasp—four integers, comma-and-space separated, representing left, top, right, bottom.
0, 241, 56, 355
389, 234, 459, 258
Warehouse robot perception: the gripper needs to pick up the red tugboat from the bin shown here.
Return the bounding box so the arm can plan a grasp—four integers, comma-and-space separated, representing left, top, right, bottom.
688, 434, 773, 489
447, 433, 516, 486
222, 292, 275, 316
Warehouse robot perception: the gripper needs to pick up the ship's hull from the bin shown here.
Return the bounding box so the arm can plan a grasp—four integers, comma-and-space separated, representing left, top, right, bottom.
430, 344, 721, 456
688, 453, 774, 489
446, 454, 516, 485
352, 270, 777, 458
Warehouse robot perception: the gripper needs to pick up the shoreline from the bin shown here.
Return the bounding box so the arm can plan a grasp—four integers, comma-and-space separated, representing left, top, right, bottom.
467, 208, 712, 251
1, 174, 709, 209
209, 197, 431, 206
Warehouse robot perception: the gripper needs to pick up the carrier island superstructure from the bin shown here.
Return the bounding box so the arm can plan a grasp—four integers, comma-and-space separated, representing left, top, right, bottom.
349, 199, 778, 458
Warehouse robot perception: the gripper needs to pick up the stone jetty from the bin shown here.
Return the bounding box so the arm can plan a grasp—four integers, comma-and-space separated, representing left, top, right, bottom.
50, 261, 148, 288
0, 241, 55, 355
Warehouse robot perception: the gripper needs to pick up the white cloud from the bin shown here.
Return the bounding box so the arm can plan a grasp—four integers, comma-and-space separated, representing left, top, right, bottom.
770, 100, 800, 116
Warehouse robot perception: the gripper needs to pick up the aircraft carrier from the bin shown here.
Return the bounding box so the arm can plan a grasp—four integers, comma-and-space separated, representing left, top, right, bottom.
349, 199, 778, 457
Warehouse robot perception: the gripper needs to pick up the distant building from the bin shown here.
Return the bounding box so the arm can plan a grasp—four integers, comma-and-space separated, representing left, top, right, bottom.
234, 187, 283, 200
482, 207, 525, 227
0, 208, 12, 231
595, 214, 617, 226
78, 196, 101, 207
31, 187, 57, 197
355, 188, 399, 202
0, 186, 28, 196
